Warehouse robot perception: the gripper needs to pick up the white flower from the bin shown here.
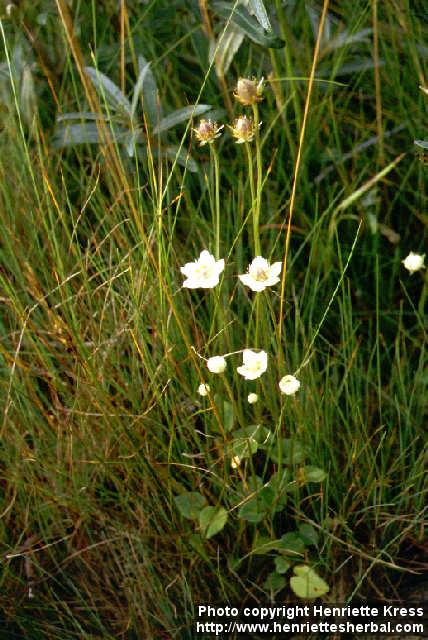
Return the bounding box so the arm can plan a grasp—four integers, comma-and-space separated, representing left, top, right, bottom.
402, 252, 425, 274
197, 383, 210, 397
231, 455, 241, 469
181, 250, 225, 289
207, 356, 227, 374
237, 349, 268, 380
239, 256, 282, 292
279, 375, 301, 396
247, 393, 259, 404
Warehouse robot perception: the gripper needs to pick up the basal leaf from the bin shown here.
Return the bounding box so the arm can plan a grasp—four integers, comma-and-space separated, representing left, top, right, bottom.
153, 104, 211, 135
134, 55, 160, 126
248, 0, 272, 32
84, 67, 132, 115
290, 565, 329, 599
212, 2, 284, 49
174, 491, 207, 520
199, 506, 228, 539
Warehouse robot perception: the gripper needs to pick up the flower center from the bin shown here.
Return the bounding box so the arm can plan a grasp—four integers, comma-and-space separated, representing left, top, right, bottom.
253, 268, 269, 281
196, 265, 213, 279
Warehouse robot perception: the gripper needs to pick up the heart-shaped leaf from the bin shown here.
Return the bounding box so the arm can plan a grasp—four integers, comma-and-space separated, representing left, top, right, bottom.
290, 565, 329, 599
199, 506, 228, 539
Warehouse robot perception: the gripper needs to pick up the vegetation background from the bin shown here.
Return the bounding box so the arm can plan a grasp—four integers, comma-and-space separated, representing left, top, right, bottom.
0, 0, 426, 638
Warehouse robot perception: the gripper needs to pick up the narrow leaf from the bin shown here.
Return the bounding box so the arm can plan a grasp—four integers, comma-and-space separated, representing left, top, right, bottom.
131, 61, 151, 119
56, 112, 109, 122
135, 55, 160, 126
209, 26, 244, 78
84, 67, 132, 115
414, 139, 428, 150
153, 104, 211, 135
248, 0, 272, 32
212, 2, 284, 49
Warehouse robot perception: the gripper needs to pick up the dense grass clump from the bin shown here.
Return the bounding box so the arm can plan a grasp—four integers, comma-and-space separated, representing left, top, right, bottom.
0, 1, 426, 637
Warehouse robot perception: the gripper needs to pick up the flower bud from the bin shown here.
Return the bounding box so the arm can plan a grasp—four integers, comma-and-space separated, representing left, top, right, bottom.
402, 252, 425, 274
198, 383, 210, 397
247, 393, 259, 404
279, 375, 301, 396
234, 77, 264, 106
207, 356, 227, 374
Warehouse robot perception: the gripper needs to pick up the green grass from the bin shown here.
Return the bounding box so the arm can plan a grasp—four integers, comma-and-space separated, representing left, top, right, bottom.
0, 0, 427, 637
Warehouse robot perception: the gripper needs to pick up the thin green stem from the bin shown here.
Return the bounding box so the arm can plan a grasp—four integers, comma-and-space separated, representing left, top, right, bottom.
252, 103, 262, 257
211, 145, 221, 260
245, 142, 256, 254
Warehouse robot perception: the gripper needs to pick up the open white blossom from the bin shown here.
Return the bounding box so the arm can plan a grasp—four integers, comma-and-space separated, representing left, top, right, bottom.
237, 350, 268, 380
247, 393, 259, 404
279, 375, 301, 396
402, 252, 425, 274
181, 250, 225, 289
239, 257, 282, 292
197, 383, 210, 397
207, 356, 227, 374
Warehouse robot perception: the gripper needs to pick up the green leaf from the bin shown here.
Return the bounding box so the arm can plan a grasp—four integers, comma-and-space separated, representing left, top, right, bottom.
235, 425, 272, 447
269, 438, 306, 464
298, 523, 319, 546
163, 146, 198, 173
278, 532, 306, 557
268, 469, 292, 512
174, 491, 207, 520
275, 556, 292, 574
131, 60, 152, 119
134, 55, 160, 126
199, 506, 228, 539
414, 139, 428, 150
229, 437, 258, 460
263, 571, 286, 593
223, 400, 234, 432
238, 486, 274, 523
152, 104, 212, 135
248, 0, 272, 31
212, 2, 284, 49
209, 25, 244, 78
56, 112, 109, 122
84, 67, 132, 116
251, 536, 284, 555
290, 565, 329, 599
299, 466, 327, 483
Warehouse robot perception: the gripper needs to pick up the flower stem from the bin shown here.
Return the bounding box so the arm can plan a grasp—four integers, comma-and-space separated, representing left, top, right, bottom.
252, 102, 262, 257
245, 142, 258, 256
210, 145, 221, 260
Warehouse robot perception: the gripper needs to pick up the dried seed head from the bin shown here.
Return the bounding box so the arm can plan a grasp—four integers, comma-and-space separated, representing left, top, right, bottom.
234, 77, 264, 106
193, 119, 224, 146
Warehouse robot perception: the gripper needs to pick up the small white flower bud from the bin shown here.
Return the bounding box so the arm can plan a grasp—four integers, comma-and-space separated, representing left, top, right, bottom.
207, 356, 227, 374
197, 383, 210, 397
402, 252, 425, 274
247, 393, 259, 404
279, 375, 301, 396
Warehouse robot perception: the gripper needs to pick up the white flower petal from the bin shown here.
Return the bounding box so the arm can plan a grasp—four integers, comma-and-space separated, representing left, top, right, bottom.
238, 274, 267, 292
270, 262, 283, 277
249, 256, 270, 274
180, 250, 224, 289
